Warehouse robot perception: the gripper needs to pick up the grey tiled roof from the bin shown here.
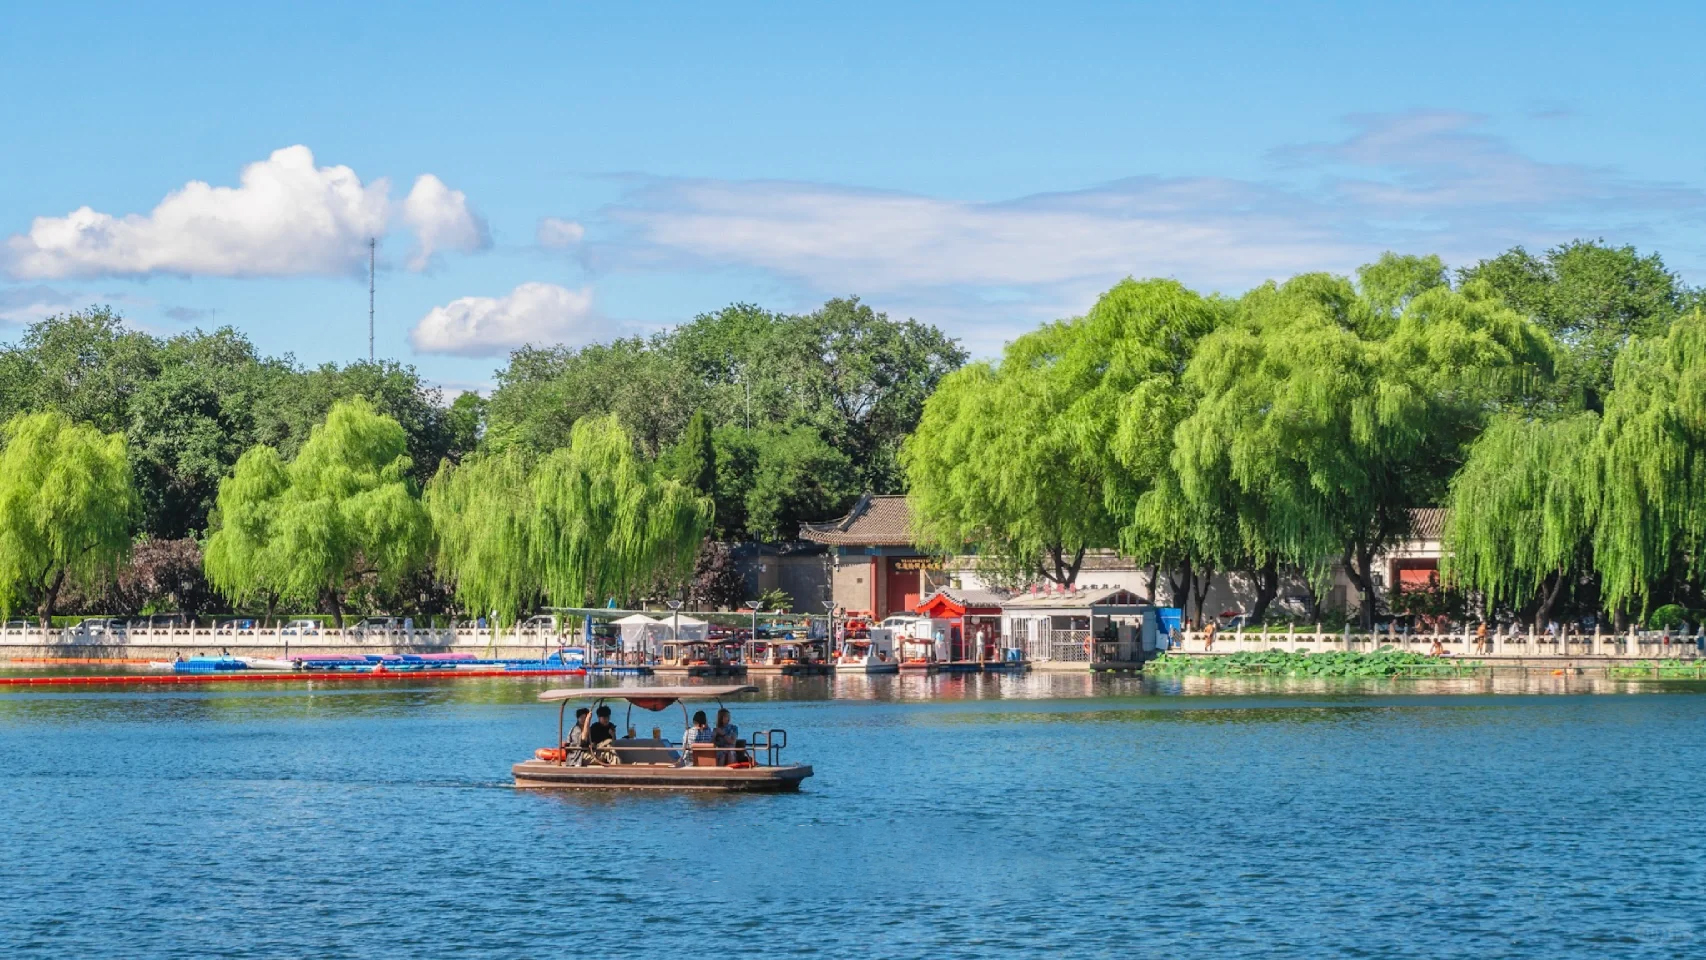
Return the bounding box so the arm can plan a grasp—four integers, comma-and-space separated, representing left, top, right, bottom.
799, 494, 915, 546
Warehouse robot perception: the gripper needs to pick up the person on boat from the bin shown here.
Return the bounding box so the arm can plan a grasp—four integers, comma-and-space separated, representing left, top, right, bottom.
681, 710, 712, 764
584, 705, 620, 764
565, 707, 591, 749
712, 708, 740, 765
587, 705, 617, 746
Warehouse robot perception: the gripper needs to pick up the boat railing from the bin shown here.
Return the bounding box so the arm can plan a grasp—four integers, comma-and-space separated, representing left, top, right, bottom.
747, 729, 788, 766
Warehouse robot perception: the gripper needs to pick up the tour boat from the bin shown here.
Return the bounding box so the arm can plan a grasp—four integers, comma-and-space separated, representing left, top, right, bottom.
834, 636, 898, 674
512, 685, 813, 792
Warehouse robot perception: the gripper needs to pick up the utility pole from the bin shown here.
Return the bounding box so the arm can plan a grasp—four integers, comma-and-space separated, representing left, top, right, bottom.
368, 238, 376, 363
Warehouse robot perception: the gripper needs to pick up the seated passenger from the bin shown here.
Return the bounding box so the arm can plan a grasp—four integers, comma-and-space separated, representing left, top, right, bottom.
587, 705, 617, 746
713, 708, 741, 765
681, 710, 713, 764
565, 707, 591, 749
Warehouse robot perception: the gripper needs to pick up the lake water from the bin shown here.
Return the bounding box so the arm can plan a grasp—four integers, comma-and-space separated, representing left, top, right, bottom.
3, 672, 1704, 958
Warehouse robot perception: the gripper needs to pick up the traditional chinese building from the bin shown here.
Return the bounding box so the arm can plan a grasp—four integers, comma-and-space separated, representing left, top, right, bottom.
915, 586, 1007, 660
799, 494, 942, 618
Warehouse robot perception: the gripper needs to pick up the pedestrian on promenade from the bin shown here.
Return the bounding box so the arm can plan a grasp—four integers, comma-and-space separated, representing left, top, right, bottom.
1475, 621, 1489, 655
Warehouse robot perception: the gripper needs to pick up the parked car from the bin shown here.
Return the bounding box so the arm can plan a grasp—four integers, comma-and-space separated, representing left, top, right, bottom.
280, 619, 322, 635
351, 617, 404, 635
214, 618, 258, 634
75, 618, 128, 637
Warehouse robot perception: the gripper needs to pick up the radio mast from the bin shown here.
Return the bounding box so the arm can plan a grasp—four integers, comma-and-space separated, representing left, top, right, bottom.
368, 238, 376, 363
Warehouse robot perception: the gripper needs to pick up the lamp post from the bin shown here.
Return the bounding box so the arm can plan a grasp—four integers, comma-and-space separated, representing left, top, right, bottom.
666, 599, 683, 655
744, 603, 760, 665
821, 599, 836, 663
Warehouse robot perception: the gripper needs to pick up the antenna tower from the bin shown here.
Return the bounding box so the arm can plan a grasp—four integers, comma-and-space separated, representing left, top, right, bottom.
368, 238, 376, 363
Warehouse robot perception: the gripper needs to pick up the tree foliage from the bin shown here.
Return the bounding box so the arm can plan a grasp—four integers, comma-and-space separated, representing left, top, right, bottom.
0, 411, 136, 622
204, 398, 430, 624
1443, 413, 1599, 618
426, 415, 712, 622
906, 279, 1220, 586
1460, 240, 1694, 409
1588, 309, 1706, 614
1177, 271, 1554, 626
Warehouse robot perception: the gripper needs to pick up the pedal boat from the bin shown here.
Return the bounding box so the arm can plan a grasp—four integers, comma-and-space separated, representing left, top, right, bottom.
512, 685, 813, 792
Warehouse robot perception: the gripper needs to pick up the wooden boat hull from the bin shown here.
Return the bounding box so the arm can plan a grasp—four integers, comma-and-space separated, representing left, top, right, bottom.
512, 760, 813, 792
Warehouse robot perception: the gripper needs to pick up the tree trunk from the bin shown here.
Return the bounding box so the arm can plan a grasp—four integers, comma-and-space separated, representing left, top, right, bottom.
328, 590, 345, 628
1144, 564, 1158, 604
1042, 545, 1086, 587
1168, 558, 1193, 619
1191, 563, 1216, 623
37, 567, 68, 628
1341, 542, 1379, 630
1534, 571, 1567, 628
1249, 559, 1280, 623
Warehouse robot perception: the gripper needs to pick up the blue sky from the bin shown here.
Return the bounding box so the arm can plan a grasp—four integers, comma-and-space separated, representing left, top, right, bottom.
4, 1, 1705, 392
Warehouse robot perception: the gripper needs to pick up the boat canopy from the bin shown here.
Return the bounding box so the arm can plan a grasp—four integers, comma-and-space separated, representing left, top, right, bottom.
537, 685, 758, 709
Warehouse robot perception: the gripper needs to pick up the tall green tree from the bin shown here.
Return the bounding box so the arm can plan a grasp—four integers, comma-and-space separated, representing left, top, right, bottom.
1177, 269, 1554, 627
1460, 240, 1693, 410
426, 415, 712, 621
907, 279, 1216, 586
1588, 309, 1706, 617
0, 307, 159, 433
0, 411, 136, 623
423, 447, 540, 624
484, 339, 702, 456
669, 409, 718, 495
1443, 413, 1599, 624
204, 398, 430, 625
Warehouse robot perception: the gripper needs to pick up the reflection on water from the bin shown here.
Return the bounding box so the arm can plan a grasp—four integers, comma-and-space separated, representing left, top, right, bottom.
4, 670, 1706, 958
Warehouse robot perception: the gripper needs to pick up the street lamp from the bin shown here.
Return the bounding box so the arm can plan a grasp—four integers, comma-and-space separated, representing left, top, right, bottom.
666, 599, 683, 649
821, 599, 836, 663
741, 603, 764, 666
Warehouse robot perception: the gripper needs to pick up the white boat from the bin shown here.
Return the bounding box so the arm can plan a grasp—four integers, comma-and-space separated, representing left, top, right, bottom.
239, 657, 299, 671
834, 635, 898, 674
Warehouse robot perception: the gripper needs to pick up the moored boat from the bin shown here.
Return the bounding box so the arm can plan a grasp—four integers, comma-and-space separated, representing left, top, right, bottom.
512, 685, 812, 792
833, 636, 898, 674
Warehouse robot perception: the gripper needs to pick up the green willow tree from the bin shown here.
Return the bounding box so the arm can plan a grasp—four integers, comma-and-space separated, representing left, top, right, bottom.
1177, 270, 1554, 627
204, 398, 430, 625
1442, 413, 1599, 624
0, 411, 136, 624
905, 279, 1222, 588
1589, 309, 1706, 617
426, 415, 711, 623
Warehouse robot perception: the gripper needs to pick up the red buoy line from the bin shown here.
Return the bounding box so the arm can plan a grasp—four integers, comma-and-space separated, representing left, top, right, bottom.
0, 668, 587, 687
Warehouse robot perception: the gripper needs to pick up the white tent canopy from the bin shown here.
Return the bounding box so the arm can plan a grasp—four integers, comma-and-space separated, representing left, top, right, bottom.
612, 614, 668, 653
665, 614, 709, 643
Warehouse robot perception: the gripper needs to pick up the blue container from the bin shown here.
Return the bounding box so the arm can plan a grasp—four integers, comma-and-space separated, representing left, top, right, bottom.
1157, 608, 1184, 634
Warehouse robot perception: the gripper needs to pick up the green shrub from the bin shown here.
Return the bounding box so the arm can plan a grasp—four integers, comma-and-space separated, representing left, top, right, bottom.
1648, 604, 1689, 629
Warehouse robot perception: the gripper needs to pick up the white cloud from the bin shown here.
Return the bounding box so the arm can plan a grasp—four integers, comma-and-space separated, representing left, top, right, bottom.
0, 284, 79, 325
536, 217, 585, 248
5, 146, 488, 280
401, 174, 490, 271
411, 282, 601, 357
581, 111, 1706, 339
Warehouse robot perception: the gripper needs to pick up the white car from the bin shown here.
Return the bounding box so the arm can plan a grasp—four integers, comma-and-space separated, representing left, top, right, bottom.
280, 619, 322, 635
